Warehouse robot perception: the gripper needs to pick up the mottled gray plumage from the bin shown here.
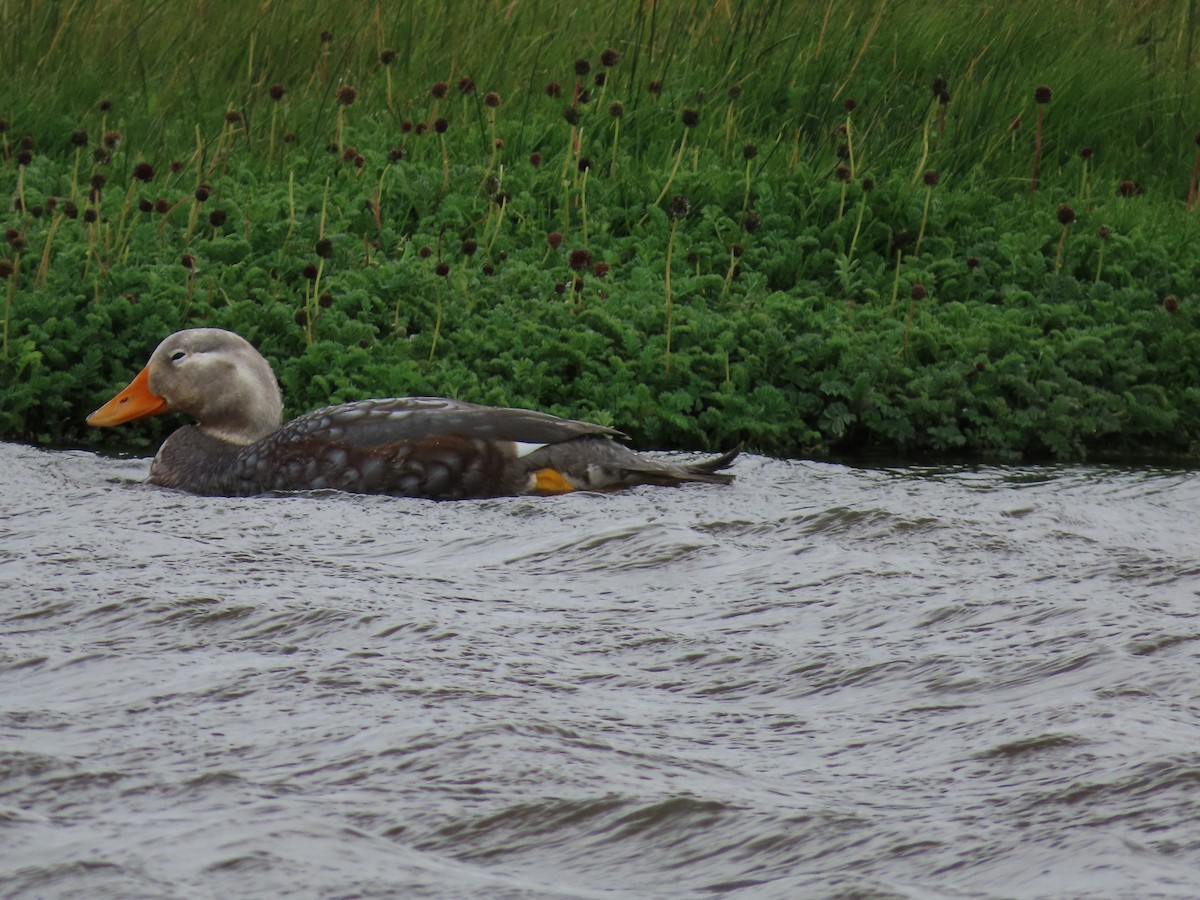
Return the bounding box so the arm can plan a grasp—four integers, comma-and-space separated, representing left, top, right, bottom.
92, 329, 740, 498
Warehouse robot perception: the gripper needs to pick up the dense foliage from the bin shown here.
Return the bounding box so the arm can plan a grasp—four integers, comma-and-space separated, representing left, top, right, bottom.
2, 0, 1198, 460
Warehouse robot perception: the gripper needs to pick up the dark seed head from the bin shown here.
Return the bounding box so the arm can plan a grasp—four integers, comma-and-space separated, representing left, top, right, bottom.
302, 263, 319, 280
319, 29, 333, 43
648, 79, 663, 95
562, 106, 580, 126
743, 212, 761, 233
1163, 295, 1180, 313
294, 308, 309, 326
967, 255, 980, 269
138, 198, 154, 213
269, 83, 286, 101
16, 149, 32, 166
181, 254, 196, 272
461, 238, 477, 256
1056, 204, 1075, 226
743, 143, 758, 161
574, 58, 591, 76
835, 164, 852, 182
555, 281, 566, 295
434, 118, 449, 134
547, 231, 563, 249
546, 81, 562, 98
568, 248, 591, 270
728, 84, 743, 101
910, 283, 927, 300
98, 99, 113, 112
63, 201, 78, 219
431, 81, 448, 99
318, 292, 334, 308
1116, 179, 1142, 197
529, 151, 542, 166
0, 260, 13, 279
336, 84, 357, 106
418, 245, 433, 258
681, 108, 699, 128
457, 76, 475, 94
70, 130, 88, 147
133, 162, 155, 182
932, 75, 948, 97
225, 110, 243, 125
601, 48, 619, 67
209, 209, 227, 227
1034, 85, 1052, 104
1080, 146, 1094, 160
891, 229, 911, 251
923, 169, 939, 187
609, 101, 624, 118
861, 178, 875, 192
83, 208, 98, 223
593, 72, 607, 87
315, 237, 333, 258
484, 91, 501, 108
103, 130, 121, 149
154, 198, 171, 215
435, 261, 450, 277
380, 49, 396, 65
669, 195, 692, 219
578, 157, 592, 172
194, 185, 210, 202
1097, 225, 1112, 240
90, 173, 106, 191
388, 146, 406, 163
593, 261, 610, 278
843, 97, 857, 112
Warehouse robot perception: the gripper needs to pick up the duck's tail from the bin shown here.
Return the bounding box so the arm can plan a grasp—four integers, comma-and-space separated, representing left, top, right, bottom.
523, 439, 742, 493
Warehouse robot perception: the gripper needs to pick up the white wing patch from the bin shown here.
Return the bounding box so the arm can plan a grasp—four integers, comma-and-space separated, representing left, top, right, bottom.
513, 441, 548, 458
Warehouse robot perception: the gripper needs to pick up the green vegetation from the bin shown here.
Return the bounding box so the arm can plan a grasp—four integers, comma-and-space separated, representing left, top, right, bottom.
2, 0, 1199, 460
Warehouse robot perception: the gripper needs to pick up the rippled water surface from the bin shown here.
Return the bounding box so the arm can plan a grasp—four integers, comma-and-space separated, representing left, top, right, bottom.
2, 440, 1199, 898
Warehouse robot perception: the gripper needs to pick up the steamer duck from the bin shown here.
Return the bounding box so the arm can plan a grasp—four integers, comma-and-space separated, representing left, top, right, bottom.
86, 328, 739, 498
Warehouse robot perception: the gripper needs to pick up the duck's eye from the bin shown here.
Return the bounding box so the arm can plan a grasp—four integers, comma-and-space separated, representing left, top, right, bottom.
170, 350, 186, 363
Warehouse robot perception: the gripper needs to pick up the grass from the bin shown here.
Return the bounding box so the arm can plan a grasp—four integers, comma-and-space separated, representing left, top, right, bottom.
1, 0, 1199, 461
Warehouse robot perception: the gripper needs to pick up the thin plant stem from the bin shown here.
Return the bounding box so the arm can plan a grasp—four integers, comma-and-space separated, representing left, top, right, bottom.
1188, 151, 1200, 211
35, 215, 63, 289
579, 167, 590, 247
1032, 105, 1044, 195
915, 187, 932, 255
2, 258, 17, 359
653, 130, 689, 208
665, 218, 678, 376
888, 249, 903, 314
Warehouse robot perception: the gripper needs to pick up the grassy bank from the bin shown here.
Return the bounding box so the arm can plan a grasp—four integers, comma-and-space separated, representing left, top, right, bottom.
2, 0, 1199, 460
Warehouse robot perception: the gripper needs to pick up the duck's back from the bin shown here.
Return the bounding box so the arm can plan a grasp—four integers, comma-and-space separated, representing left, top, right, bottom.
148, 397, 737, 499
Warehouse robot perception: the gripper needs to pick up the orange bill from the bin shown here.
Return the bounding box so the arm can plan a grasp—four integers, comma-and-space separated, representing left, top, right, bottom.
86, 366, 170, 427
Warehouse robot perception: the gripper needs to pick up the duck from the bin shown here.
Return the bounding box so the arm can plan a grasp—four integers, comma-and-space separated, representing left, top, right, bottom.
86, 328, 740, 499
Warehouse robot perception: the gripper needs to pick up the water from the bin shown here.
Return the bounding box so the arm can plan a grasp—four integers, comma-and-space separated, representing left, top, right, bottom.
2, 439, 1198, 899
